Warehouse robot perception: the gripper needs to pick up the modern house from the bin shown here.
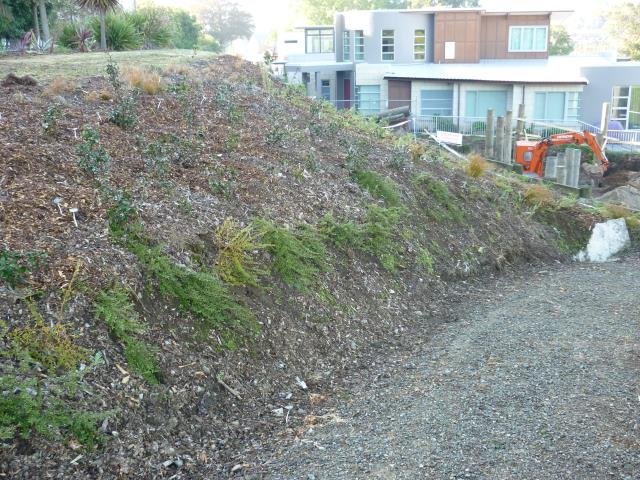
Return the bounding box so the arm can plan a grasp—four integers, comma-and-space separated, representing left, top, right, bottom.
274, 7, 640, 141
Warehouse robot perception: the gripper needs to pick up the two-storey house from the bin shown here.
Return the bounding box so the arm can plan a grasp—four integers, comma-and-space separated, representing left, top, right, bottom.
276, 7, 589, 130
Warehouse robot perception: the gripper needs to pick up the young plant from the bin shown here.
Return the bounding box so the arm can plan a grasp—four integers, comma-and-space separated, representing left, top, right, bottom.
76, 126, 110, 176
465, 153, 489, 178
213, 218, 266, 287
0, 250, 44, 288
41, 104, 62, 136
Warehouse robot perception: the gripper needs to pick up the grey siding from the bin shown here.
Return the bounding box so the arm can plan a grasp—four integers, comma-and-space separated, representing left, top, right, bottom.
580, 64, 640, 126
336, 11, 434, 64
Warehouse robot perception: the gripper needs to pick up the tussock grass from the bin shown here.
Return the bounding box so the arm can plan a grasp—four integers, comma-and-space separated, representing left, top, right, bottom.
43, 75, 76, 96
523, 184, 556, 208
122, 66, 162, 95
408, 142, 426, 162
465, 154, 489, 178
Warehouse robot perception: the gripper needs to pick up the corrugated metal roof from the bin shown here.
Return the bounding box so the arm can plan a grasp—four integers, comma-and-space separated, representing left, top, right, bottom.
382, 60, 588, 84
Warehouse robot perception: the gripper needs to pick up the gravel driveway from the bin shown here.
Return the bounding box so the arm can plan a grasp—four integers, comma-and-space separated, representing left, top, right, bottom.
264, 255, 640, 479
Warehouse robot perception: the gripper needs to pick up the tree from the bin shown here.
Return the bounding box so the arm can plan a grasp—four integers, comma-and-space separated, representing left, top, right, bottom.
549, 25, 574, 56
37, 0, 50, 41
76, 0, 119, 50
608, 2, 640, 59
199, 0, 253, 49
170, 9, 201, 49
408, 0, 479, 6
0, 0, 34, 39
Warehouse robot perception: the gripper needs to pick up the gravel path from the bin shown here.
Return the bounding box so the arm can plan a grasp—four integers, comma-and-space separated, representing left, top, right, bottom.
264, 255, 640, 479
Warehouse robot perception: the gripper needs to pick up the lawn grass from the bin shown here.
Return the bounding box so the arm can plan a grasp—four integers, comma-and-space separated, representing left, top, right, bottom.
0, 49, 217, 81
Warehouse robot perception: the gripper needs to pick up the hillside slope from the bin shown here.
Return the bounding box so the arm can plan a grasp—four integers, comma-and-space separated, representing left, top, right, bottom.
0, 55, 604, 478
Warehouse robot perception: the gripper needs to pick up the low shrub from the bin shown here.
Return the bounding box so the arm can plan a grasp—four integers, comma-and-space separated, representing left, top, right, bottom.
95, 287, 160, 384
213, 218, 266, 287
90, 15, 142, 51
361, 205, 405, 271
255, 220, 327, 290
352, 170, 401, 206
319, 214, 363, 249
76, 126, 110, 175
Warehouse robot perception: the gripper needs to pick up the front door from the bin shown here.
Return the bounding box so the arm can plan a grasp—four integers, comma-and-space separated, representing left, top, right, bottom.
343, 79, 351, 109
388, 80, 411, 111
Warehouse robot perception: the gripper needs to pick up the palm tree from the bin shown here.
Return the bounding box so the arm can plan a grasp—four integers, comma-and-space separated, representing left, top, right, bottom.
76, 0, 119, 50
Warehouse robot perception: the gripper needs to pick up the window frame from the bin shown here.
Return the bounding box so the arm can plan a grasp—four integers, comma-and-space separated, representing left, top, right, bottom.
508, 26, 548, 53
533, 90, 582, 122
420, 88, 454, 117
320, 79, 331, 101
355, 84, 381, 115
305, 28, 335, 54
381, 29, 395, 61
343, 30, 351, 61
354, 30, 364, 61
414, 29, 426, 61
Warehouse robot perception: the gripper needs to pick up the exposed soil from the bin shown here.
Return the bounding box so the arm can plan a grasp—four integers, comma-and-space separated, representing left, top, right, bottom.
0, 55, 604, 478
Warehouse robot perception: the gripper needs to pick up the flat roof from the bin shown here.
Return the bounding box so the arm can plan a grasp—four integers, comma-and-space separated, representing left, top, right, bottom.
382, 60, 588, 85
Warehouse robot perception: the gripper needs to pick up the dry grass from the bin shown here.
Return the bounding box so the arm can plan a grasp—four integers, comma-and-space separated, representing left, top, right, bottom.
122, 66, 162, 95
523, 184, 556, 208
599, 203, 640, 229
164, 63, 192, 76
465, 153, 490, 178
43, 76, 76, 97
408, 143, 426, 162
86, 88, 114, 102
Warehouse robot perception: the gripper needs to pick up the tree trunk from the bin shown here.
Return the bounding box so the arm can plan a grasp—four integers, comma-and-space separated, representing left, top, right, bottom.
100, 11, 107, 50
31, 2, 41, 42
38, 0, 50, 43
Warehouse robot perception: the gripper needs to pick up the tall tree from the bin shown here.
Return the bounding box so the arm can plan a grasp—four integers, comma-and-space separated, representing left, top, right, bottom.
549, 25, 574, 56
31, 0, 40, 41
302, 0, 406, 25
76, 0, 119, 50
199, 0, 254, 48
37, 0, 49, 41
408, 0, 479, 6
608, 2, 640, 59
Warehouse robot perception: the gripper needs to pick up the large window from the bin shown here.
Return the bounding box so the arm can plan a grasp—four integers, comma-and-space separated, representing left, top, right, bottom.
414, 29, 426, 61
534, 91, 581, 121
612, 86, 640, 129
356, 85, 380, 115
420, 89, 453, 117
321, 80, 331, 101
509, 26, 548, 52
465, 90, 508, 117
306, 28, 334, 54
381, 29, 394, 61
355, 30, 364, 61
343, 31, 350, 61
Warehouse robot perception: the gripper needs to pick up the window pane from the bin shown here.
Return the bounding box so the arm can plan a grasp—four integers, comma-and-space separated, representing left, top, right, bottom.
343, 31, 350, 61
356, 85, 380, 114
522, 27, 534, 50
465, 91, 477, 117
510, 27, 521, 51
382, 30, 394, 60
534, 92, 546, 119
321, 36, 334, 52
534, 27, 547, 51
321, 80, 330, 100
420, 89, 453, 116
414, 29, 426, 60
613, 86, 630, 97
546, 92, 565, 120
630, 86, 640, 128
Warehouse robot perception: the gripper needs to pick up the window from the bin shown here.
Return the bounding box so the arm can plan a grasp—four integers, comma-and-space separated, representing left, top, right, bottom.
306, 28, 334, 54
534, 91, 581, 121
381, 29, 394, 61
321, 80, 331, 101
465, 90, 508, 117
612, 85, 640, 129
509, 26, 548, 52
414, 29, 426, 61
355, 85, 380, 115
355, 30, 364, 61
343, 31, 351, 61
420, 89, 453, 117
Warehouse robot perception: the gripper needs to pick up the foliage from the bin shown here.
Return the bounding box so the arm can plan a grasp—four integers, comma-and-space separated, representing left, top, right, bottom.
523, 184, 556, 209
58, 23, 95, 52
319, 214, 363, 249
76, 126, 110, 175
41, 103, 60, 136
352, 170, 401, 206
549, 25, 575, 56
362, 205, 405, 271
413, 174, 465, 222
302, 0, 410, 24
417, 247, 436, 274
255, 220, 327, 290
0, 369, 108, 448
213, 218, 266, 287
9, 298, 88, 372
95, 287, 160, 384
607, 2, 640, 60
170, 9, 201, 49
89, 14, 142, 51
0, 249, 43, 288
109, 92, 138, 128
199, 0, 254, 48
465, 153, 489, 178
107, 203, 257, 346
126, 7, 173, 48
408, 142, 426, 162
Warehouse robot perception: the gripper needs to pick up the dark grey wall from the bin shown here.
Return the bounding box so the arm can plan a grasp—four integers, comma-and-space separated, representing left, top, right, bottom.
581, 64, 640, 126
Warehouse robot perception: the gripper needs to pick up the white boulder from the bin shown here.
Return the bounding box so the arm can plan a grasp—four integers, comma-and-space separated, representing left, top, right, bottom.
575, 218, 630, 262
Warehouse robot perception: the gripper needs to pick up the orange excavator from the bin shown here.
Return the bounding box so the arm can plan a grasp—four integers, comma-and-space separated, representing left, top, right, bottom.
514, 130, 609, 177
